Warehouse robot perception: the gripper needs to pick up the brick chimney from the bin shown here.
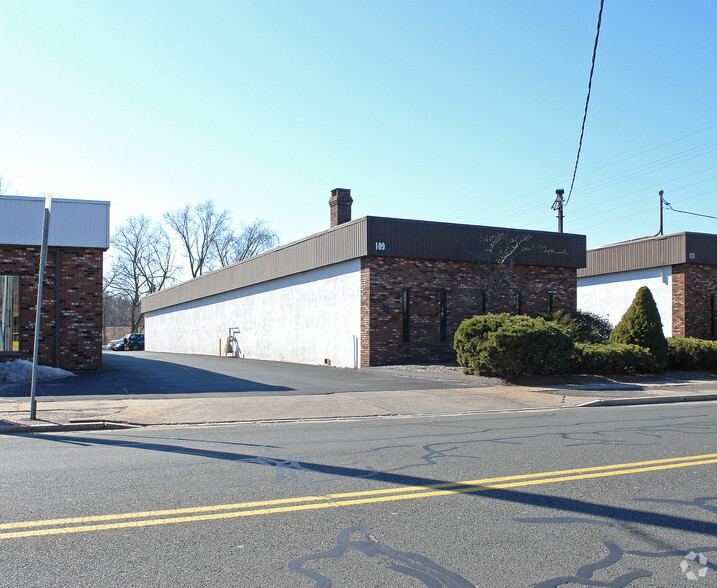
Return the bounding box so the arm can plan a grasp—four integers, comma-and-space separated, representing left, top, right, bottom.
329, 188, 353, 228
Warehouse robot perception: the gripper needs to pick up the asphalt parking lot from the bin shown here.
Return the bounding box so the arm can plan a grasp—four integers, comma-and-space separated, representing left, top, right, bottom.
0, 350, 489, 400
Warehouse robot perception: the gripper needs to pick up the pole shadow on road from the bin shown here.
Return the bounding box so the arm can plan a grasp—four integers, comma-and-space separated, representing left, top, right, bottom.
21, 431, 717, 539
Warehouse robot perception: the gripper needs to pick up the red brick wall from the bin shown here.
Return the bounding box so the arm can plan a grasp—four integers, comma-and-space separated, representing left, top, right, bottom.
360, 256, 577, 366
672, 263, 717, 340
0, 245, 104, 371
672, 267, 686, 338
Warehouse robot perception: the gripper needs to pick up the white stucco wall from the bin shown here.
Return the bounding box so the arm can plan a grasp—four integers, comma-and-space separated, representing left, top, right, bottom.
577, 266, 673, 337
144, 259, 362, 368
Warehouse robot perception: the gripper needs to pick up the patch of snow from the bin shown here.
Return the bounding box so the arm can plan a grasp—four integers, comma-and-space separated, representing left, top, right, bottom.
0, 359, 75, 384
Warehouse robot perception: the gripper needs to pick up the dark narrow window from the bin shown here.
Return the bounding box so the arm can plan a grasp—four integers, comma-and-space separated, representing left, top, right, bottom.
481, 289, 487, 314
711, 294, 715, 340
0, 276, 20, 353
439, 289, 448, 342
548, 293, 554, 314
402, 288, 411, 342
516, 291, 523, 315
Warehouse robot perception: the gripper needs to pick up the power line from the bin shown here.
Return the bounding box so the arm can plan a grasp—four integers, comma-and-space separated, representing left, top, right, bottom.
570, 153, 717, 198
485, 174, 717, 235
447, 118, 717, 225
666, 187, 717, 204
571, 188, 717, 236
663, 197, 717, 220
482, 167, 717, 228
565, 0, 605, 206
564, 183, 716, 231
572, 120, 717, 180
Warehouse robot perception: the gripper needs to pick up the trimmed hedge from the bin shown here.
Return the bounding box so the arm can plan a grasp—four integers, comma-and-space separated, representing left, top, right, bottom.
454, 314, 573, 378
455, 313, 717, 378
609, 286, 668, 368
667, 337, 717, 371
573, 342, 660, 374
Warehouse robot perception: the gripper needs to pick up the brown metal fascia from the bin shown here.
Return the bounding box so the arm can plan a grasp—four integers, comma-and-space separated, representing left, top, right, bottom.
577, 233, 692, 278
141, 216, 588, 314
141, 218, 369, 314
684, 232, 717, 266
364, 216, 585, 268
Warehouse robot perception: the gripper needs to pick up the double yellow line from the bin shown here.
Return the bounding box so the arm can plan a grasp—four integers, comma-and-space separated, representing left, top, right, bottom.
2, 452, 716, 540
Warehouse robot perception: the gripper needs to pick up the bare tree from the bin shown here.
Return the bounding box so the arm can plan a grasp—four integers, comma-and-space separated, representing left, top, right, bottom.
102, 294, 134, 343
163, 200, 232, 278
103, 294, 132, 327
0, 175, 9, 195
213, 225, 237, 268
215, 218, 279, 266
476, 232, 534, 313
105, 215, 178, 332
474, 232, 567, 314
102, 263, 125, 342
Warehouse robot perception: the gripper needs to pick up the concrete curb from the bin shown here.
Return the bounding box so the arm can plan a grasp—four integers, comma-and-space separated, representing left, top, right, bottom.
0, 421, 138, 434
579, 393, 717, 407
362, 367, 503, 385
2, 389, 716, 435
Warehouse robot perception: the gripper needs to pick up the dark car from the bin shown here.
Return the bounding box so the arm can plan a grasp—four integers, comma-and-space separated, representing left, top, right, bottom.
107, 336, 126, 351
108, 333, 144, 351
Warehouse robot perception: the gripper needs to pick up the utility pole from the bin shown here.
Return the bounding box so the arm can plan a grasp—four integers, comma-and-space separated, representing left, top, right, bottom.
551, 189, 565, 233
658, 190, 664, 236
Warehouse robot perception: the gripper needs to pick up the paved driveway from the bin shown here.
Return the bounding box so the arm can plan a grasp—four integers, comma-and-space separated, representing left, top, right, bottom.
0, 351, 488, 399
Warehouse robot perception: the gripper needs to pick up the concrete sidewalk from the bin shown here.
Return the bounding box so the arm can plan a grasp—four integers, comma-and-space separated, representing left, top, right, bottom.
2, 371, 716, 434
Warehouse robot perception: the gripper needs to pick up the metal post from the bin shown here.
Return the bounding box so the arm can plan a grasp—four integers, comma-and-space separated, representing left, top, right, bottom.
30, 196, 52, 420
658, 190, 664, 236
551, 189, 565, 233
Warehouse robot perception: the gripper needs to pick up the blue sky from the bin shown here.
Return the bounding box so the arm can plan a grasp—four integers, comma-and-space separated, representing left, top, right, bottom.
2, 1, 716, 252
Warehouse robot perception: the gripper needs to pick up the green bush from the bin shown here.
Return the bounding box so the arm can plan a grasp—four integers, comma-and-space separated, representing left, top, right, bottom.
609, 286, 668, 368
570, 310, 613, 342
573, 342, 660, 374
454, 314, 574, 378
540, 309, 612, 343
667, 338, 717, 371
454, 313, 512, 370
538, 310, 583, 341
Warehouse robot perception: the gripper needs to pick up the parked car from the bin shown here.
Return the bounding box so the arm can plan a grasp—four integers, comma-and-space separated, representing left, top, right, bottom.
108, 333, 144, 351
107, 337, 125, 351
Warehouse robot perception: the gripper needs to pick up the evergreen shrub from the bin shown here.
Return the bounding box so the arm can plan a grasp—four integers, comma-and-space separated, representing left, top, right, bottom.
453, 313, 512, 371
570, 310, 613, 342
573, 342, 660, 374
454, 314, 573, 378
609, 286, 668, 368
541, 309, 612, 343
667, 338, 717, 371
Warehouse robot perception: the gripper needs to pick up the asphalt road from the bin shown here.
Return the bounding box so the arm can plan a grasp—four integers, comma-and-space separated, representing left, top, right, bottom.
0, 350, 491, 399
2, 402, 717, 586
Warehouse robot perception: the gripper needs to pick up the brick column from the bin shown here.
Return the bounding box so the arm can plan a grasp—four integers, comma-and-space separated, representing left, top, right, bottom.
672, 265, 686, 338
329, 188, 353, 228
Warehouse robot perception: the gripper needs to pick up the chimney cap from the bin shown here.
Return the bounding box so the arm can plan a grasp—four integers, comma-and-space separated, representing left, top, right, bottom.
330, 187, 352, 200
